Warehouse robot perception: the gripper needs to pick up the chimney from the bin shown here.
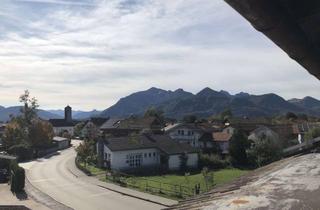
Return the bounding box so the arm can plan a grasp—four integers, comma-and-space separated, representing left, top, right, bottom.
65, 105, 72, 123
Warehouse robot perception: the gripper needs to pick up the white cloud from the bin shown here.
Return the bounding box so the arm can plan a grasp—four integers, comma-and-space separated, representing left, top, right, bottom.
0, 0, 319, 110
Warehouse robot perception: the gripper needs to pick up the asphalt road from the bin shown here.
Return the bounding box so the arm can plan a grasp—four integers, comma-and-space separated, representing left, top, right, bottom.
22, 144, 164, 210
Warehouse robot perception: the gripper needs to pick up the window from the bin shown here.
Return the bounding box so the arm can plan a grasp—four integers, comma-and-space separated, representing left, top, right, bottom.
126, 153, 142, 168
181, 130, 184, 135
153, 152, 156, 157
149, 153, 151, 157
144, 153, 147, 158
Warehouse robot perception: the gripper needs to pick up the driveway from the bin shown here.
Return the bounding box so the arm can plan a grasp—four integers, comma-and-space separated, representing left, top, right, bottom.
21, 142, 165, 210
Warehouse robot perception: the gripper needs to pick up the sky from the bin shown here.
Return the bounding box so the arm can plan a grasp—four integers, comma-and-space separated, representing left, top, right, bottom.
1, 0, 320, 111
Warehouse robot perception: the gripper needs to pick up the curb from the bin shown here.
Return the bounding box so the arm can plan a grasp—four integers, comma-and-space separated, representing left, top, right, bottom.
96, 184, 170, 207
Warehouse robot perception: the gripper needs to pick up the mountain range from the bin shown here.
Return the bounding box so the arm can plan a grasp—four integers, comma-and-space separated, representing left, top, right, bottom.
0, 107, 101, 122
1, 87, 319, 122
100, 87, 320, 119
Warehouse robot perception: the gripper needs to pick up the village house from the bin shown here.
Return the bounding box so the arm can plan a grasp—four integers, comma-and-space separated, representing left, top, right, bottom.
248, 126, 280, 143
80, 117, 109, 139
52, 136, 70, 150
96, 134, 199, 172
49, 106, 76, 136
164, 123, 203, 147
212, 132, 232, 154
292, 123, 320, 143
100, 116, 163, 137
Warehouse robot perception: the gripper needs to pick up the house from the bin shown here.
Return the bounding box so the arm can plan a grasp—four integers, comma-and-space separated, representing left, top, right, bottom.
212, 132, 232, 154
52, 136, 70, 150
248, 126, 280, 143
80, 117, 109, 139
49, 106, 76, 136
165, 123, 203, 147
97, 134, 199, 172
100, 116, 163, 137
292, 123, 320, 143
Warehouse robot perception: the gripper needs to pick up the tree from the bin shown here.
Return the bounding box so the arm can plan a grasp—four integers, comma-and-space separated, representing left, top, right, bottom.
229, 129, 250, 166
3, 91, 53, 159
29, 119, 54, 148
305, 127, 320, 141
19, 90, 39, 126
183, 115, 197, 123
74, 122, 86, 137
2, 120, 27, 150
76, 141, 94, 167
285, 112, 297, 120
220, 108, 233, 120
144, 107, 165, 125
247, 134, 282, 167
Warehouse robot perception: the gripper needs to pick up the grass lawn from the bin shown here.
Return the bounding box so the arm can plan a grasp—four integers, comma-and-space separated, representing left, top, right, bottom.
137, 168, 248, 189
79, 162, 105, 176
78, 162, 248, 200
122, 168, 248, 199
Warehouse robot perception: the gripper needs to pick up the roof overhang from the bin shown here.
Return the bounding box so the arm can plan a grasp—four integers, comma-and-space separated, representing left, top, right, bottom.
224, 0, 320, 80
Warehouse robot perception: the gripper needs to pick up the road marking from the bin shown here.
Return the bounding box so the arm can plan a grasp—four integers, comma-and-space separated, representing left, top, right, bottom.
89, 191, 112, 198
30, 178, 56, 183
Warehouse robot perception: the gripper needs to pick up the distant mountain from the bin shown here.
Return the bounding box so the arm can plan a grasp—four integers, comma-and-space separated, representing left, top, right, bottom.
0, 106, 62, 122
73, 110, 102, 119
288, 96, 320, 113
100, 87, 320, 119
100, 87, 193, 117
47, 109, 102, 120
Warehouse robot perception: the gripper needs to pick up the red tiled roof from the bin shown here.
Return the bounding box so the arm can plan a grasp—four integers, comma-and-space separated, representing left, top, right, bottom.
212, 132, 232, 142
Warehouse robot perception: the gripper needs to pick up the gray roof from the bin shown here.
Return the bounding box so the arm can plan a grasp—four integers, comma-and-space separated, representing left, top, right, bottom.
100, 118, 123, 129
225, 0, 320, 80
103, 134, 199, 155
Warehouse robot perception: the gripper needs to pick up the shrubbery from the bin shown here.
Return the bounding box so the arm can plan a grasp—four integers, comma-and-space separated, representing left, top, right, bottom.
10, 161, 25, 193
199, 154, 229, 169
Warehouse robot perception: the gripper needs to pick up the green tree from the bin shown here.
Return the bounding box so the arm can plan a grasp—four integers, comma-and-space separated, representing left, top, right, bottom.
3, 91, 53, 159
285, 112, 297, 120
220, 108, 233, 120
229, 129, 250, 166
247, 134, 282, 167
305, 127, 320, 141
19, 90, 39, 126
76, 140, 95, 167
74, 122, 86, 137
183, 115, 197, 123
144, 107, 165, 125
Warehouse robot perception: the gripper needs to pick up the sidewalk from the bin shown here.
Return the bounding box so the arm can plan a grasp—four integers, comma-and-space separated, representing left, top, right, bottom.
0, 183, 50, 210
67, 157, 178, 207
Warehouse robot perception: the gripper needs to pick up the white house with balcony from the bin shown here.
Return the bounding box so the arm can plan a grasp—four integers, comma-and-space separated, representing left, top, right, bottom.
164, 123, 203, 147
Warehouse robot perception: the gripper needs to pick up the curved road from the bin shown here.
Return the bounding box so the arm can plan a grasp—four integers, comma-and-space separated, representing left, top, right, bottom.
22, 143, 164, 210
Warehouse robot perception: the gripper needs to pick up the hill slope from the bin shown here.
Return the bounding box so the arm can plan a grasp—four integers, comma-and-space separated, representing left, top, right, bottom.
100, 87, 320, 119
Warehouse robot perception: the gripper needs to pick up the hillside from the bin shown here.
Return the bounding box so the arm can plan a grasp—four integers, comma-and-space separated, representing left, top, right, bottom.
0, 106, 61, 122
100, 87, 320, 119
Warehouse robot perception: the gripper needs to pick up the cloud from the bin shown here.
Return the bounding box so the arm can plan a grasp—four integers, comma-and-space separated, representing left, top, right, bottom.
0, 0, 319, 110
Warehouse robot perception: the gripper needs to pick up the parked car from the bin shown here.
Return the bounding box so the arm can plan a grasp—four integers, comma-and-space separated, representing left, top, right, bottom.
0, 168, 9, 183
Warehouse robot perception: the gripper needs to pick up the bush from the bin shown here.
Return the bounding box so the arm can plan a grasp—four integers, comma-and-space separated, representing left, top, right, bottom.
10, 161, 25, 193
8, 143, 33, 161
199, 154, 229, 169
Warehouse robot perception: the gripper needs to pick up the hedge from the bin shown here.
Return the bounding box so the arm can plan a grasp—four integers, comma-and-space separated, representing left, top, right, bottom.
10, 161, 25, 193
